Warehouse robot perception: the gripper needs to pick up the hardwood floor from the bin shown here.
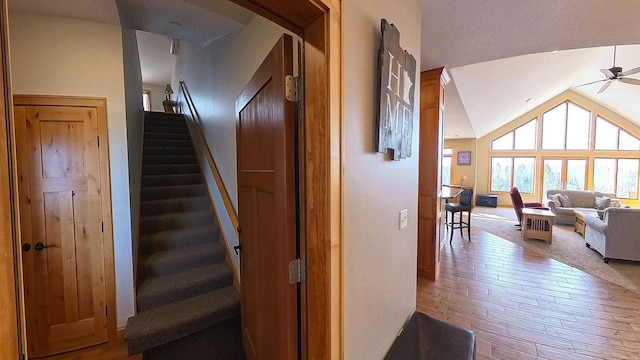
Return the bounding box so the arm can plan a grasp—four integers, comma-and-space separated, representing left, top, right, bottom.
418, 228, 640, 360
38, 331, 141, 360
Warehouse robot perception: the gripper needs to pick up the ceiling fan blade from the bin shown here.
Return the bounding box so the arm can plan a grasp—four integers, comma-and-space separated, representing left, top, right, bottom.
618, 77, 640, 85
597, 81, 612, 94
620, 66, 640, 77
576, 79, 607, 88
600, 68, 615, 78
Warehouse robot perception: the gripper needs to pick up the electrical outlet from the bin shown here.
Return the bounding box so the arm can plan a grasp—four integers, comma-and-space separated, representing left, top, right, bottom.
400, 209, 408, 229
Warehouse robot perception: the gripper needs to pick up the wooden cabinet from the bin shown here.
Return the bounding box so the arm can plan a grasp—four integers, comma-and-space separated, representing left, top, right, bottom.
417, 68, 448, 280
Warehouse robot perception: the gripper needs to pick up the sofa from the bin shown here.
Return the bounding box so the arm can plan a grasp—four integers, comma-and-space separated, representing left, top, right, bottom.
584, 207, 640, 263
546, 189, 618, 225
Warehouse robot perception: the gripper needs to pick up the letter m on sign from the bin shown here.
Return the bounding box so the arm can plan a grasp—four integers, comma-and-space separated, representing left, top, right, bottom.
376, 18, 417, 160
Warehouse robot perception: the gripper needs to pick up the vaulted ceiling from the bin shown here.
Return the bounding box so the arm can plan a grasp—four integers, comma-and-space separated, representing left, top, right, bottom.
9, 0, 640, 139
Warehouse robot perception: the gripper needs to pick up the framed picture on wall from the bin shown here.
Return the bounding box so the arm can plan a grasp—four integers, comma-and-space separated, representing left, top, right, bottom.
457, 151, 471, 165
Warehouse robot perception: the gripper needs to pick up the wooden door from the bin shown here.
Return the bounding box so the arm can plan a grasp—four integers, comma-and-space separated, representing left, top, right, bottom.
236, 34, 298, 360
15, 100, 109, 357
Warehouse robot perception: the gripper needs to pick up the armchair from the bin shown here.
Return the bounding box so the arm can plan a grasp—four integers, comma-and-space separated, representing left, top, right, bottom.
509, 187, 548, 226
584, 207, 640, 263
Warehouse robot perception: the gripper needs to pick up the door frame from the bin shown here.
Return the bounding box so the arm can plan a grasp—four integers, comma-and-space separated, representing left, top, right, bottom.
227, 1, 342, 358
13, 95, 118, 356
0, 0, 22, 358
1, 0, 342, 358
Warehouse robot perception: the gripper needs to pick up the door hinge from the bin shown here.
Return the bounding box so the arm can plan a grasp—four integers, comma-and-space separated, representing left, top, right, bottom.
285, 75, 302, 102
288, 258, 306, 284
97, 135, 100, 146
101, 222, 104, 232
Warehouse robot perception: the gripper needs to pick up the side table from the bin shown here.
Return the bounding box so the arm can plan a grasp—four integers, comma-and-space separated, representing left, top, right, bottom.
522, 208, 555, 244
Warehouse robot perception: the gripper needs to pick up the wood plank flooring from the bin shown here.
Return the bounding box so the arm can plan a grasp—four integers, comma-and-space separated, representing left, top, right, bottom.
418, 228, 640, 360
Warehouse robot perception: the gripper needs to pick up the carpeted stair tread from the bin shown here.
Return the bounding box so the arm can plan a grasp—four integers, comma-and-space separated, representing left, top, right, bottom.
125, 286, 240, 355
142, 316, 245, 360
142, 155, 198, 165
141, 184, 206, 201
136, 263, 233, 312
141, 173, 202, 187
145, 124, 189, 132
145, 119, 187, 127
140, 196, 210, 216
139, 225, 219, 254
142, 164, 201, 175
140, 210, 214, 233
144, 146, 194, 156
144, 139, 193, 148
145, 132, 192, 141
140, 242, 225, 278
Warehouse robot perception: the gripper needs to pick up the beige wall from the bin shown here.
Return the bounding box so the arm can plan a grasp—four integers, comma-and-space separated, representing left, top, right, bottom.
342, 0, 422, 357
477, 90, 640, 207
9, 13, 135, 328
444, 138, 478, 188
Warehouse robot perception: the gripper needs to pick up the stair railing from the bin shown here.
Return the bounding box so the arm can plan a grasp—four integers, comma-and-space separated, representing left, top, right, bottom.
178, 81, 241, 281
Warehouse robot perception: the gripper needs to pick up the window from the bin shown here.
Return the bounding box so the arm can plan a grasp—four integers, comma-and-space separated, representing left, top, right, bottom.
442, 148, 452, 185
491, 119, 535, 150
489, 99, 640, 200
490, 157, 534, 193
595, 116, 640, 150
594, 158, 639, 198
143, 89, 151, 111
542, 101, 590, 150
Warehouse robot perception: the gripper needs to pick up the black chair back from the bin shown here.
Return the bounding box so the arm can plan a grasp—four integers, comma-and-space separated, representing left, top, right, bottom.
459, 188, 474, 207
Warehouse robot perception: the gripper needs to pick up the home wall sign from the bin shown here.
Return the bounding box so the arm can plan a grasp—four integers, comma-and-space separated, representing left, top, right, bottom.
376, 19, 417, 160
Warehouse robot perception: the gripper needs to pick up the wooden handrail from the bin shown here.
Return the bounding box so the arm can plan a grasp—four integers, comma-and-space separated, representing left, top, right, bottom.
178, 81, 239, 234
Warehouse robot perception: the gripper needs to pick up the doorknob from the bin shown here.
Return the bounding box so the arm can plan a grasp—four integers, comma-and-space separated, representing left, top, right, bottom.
34, 242, 52, 251
22, 243, 31, 252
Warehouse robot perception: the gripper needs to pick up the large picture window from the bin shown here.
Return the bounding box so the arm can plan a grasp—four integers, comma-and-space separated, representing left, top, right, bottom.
489, 99, 640, 200
490, 157, 535, 193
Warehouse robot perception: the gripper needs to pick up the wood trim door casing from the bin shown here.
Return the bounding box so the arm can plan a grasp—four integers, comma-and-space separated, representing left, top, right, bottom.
228, 0, 341, 358
0, 0, 22, 358
417, 68, 446, 281
1, 0, 342, 358
13, 95, 118, 352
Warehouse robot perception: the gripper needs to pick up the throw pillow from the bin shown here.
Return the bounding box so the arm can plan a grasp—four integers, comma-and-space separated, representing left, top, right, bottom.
557, 194, 572, 207
548, 193, 562, 207
594, 196, 611, 210
609, 198, 621, 208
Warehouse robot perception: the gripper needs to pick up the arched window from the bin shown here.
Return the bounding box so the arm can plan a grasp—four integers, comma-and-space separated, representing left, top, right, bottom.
489, 100, 640, 199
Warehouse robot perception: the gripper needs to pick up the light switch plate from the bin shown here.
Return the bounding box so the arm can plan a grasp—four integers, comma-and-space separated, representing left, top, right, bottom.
400, 209, 408, 229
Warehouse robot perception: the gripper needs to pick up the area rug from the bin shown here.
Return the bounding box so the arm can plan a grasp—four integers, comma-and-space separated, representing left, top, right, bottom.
470, 206, 640, 294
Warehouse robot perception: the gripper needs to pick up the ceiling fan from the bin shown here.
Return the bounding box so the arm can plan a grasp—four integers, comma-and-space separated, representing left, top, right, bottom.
577, 45, 640, 93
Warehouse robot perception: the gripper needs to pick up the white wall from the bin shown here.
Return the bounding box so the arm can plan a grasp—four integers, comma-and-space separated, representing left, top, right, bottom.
173, 15, 288, 271
9, 13, 135, 328
143, 83, 166, 112
175, 15, 288, 208
118, 4, 145, 305
342, 0, 422, 358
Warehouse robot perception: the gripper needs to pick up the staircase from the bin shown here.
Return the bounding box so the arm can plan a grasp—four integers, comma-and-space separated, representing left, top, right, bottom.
125, 112, 245, 359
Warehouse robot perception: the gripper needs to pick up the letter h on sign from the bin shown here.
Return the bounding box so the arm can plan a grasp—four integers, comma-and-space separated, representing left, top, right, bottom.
376, 19, 417, 160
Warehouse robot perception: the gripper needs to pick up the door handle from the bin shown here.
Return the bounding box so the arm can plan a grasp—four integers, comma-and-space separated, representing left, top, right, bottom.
34, 242, 52, 251
22, 243, 31, 252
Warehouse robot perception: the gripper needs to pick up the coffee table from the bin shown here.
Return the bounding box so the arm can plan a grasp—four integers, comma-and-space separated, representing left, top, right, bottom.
522, 208, 555, 244
574, 210, 586, 237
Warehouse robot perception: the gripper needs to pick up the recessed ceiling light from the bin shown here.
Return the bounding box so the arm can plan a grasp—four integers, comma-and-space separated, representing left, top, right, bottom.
525, 98, 532, 103
552, 50, 559, 53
